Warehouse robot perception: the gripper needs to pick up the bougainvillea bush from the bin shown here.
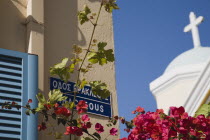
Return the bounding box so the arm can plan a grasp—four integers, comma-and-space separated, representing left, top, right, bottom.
3, 98, 210, 140
119, 106, 210, 140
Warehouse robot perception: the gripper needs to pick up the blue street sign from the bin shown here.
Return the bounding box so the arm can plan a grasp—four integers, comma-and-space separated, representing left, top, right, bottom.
50, 77, 111, 104
50, 77, 112, 117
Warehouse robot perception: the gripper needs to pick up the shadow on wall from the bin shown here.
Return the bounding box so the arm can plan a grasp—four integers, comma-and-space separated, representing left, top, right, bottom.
43, 0, 82, 139
0, 0, 26, 52
11, 0, 27, 9
44, 0, 82, 83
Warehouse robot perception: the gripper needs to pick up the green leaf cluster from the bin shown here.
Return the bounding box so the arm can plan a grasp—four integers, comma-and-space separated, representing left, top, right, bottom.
48, 89, 67, 105
35, 90, 67, 112
88, 42, 114, 65
195, 102, 210, 117
50, 58, 70, 82
70, 58, 82, 73
78, 5, 91, 25
77, 79, 88, 89
103, 0, 119, 13
55, 132, 63, 139
89, 81, 111, 99
50, 58, 82, 82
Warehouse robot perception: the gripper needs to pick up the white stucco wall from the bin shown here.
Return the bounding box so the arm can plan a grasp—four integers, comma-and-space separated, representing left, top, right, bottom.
155, 77, 198, 113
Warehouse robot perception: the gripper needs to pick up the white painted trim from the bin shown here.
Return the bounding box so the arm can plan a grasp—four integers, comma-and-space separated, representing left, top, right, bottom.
184, 59, 210, 116
26, 0, 44, 90
150, 64, 205, 94
27, 0, 32, 16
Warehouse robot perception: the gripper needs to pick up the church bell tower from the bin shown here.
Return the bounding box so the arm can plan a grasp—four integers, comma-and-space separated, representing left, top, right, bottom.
150, 12, 210, 116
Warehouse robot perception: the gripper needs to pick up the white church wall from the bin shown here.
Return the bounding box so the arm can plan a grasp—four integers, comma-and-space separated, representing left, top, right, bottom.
184, 60, 210, 116
155, 77, 198, 113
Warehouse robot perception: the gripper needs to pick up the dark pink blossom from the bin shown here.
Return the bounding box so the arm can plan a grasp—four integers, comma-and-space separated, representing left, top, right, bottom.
110, 128, 118, 136
95, 123, 104, 133
76, 100, 88, 114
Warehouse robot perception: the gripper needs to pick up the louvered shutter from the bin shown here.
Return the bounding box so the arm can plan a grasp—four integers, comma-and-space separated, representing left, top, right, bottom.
0, 48, 38, 140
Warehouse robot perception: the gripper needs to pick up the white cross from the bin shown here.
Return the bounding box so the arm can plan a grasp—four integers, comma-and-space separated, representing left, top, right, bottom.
184, 12, 204, 48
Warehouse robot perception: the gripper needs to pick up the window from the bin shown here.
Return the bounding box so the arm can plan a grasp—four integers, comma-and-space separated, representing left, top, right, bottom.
0, 48, 38, 140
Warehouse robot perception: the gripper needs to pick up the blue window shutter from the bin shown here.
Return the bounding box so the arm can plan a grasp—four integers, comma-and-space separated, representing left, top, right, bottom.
0, 48, 38, 140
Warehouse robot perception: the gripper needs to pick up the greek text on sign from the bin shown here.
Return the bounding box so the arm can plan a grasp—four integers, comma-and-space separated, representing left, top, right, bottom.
50, 77, 112, 117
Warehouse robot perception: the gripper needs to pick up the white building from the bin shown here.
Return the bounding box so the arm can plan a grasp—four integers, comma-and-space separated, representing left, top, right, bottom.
150, 12, 210, 116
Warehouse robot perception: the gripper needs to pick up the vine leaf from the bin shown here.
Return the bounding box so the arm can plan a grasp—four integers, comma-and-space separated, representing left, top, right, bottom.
73, 45, 82, 54
50, 58, 70, 82
103, 0, 119, 13
69, 63, 75, 73
88, 42, 114, 65
81, 68, 89, 73
77, 79, 88, 89
93, 132, 101, 140
55, 132, 63, 139
69, 102, 75, 109
48, 89, 67, 105
36, 93, 46, 104
55, 58, 68, 68
78, 5, 91, 25
125, 121, 134, 129
89, 81, 111, 99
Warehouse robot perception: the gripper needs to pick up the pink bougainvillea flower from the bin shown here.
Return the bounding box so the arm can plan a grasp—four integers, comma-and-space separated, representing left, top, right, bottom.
95, 123, 104, 133
132, 106, 145, 114
135, 106, 144, 113
54, 106, 71, 117
110, 128, 118, 136
124, 128, 130, 133
64, 126, 83, 136
170, 106, 185, 118
76, 100, 88, 114
37, 125, 42, 131
38, 122, 46, 131
28, 99, 32, 103
122, 106, 210, 140
82, 122, 92, 129
81, 114, 90, 122
54, 103, 59, 108
64, 126, 74, 135
181, 112, 188, 119
156, 109, 164, 114
12, 101, 17, 105
86, 122, 92, 128
44, 104, 51, 110
132, 111, 136, 114
75, 128, 83, 136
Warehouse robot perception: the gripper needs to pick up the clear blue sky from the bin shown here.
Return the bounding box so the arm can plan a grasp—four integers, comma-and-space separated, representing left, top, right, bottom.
113, 0, 210, 138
